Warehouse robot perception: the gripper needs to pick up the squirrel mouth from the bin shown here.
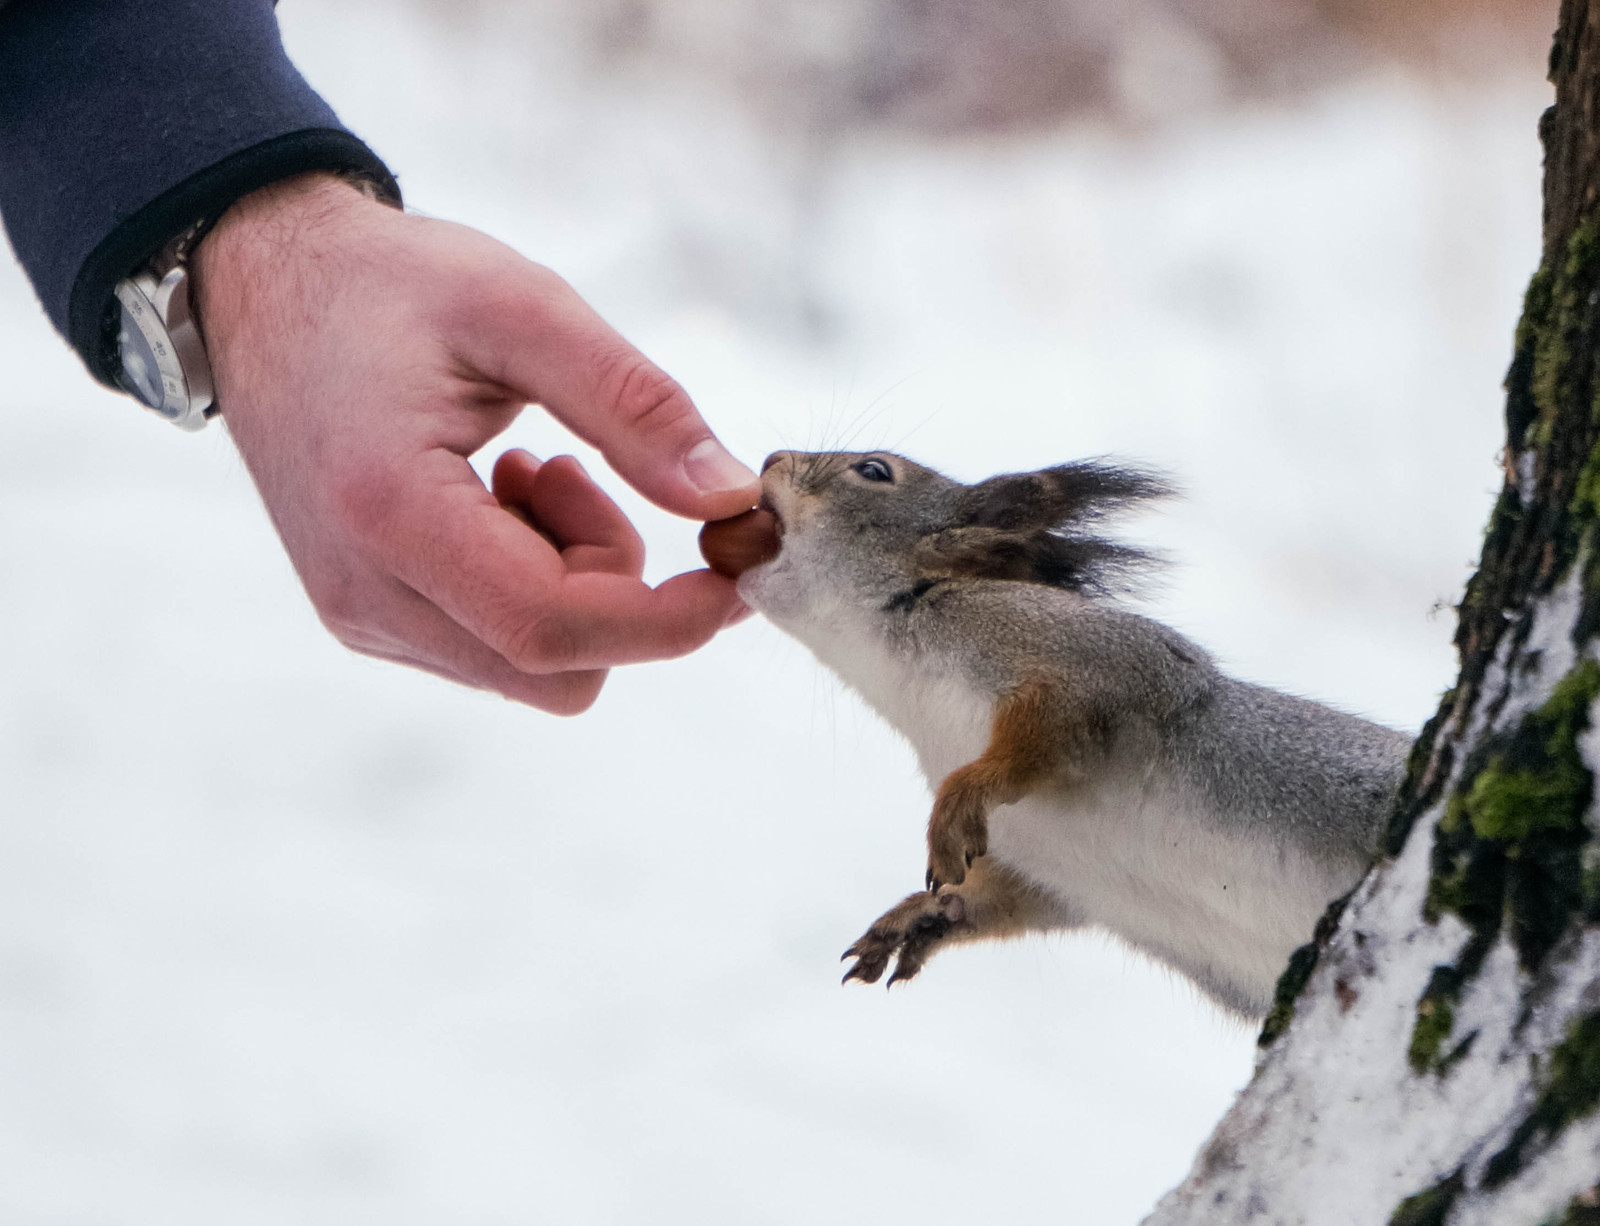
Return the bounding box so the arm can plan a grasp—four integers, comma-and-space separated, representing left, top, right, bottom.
757, 493, 785, 537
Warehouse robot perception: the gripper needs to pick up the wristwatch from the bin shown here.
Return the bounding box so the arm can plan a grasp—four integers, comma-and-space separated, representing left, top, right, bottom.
109, 222, 215, 433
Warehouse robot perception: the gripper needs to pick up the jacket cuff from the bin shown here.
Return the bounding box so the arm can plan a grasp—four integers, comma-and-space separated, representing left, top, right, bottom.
0, 0, 401, 387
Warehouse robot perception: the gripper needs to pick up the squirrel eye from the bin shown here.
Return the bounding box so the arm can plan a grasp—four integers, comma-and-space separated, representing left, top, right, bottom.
853, 458, 894, 483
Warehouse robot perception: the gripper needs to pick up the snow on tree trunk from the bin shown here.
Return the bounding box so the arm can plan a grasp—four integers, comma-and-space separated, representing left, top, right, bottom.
1146, 3, 1600, 1223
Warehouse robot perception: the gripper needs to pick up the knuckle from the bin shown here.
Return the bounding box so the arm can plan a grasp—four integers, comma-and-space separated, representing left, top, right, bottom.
466, 259, 563, 320
620, 540, 648, 576
592, 345, 692, 436
444, 258, 570, 360
496, 609, 581, 672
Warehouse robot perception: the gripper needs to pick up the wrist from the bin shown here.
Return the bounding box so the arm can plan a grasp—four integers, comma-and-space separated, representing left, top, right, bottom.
190, 173, 399, 390
193, 172, 378, 300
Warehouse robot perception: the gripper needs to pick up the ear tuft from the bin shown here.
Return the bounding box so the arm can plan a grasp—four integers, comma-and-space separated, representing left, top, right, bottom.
931, 461, 1173, 594
960, 462, 1173, 532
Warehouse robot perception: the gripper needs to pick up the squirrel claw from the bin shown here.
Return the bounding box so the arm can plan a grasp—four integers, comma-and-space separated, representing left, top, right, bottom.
842, 950, 889, 985
885, 957, 924, 989
925, 848, 968, 891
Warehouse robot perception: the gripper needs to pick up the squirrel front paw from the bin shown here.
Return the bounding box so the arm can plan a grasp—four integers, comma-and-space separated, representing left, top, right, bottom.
926, 787, 989, 890
841, 887, 971, 987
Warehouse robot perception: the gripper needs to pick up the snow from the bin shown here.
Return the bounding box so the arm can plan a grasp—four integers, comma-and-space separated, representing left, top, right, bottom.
0, 3, 1543, 1222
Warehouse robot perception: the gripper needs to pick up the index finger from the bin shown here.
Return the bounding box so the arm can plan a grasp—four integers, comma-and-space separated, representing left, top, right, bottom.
452, 257, 759, 522
377, 448, 745, 672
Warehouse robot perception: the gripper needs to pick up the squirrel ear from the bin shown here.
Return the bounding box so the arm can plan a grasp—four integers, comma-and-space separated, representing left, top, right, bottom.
932, 463, 1170, 592
963, 472, 1055, 530
919, 526, 1130, 590
960, 463, 1171, 532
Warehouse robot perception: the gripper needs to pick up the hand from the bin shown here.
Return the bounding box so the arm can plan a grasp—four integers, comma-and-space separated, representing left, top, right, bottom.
191, 173, 759, 714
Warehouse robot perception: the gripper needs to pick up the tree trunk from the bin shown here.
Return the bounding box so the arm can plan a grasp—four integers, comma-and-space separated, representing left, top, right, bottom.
1145, 3, 1600, 1222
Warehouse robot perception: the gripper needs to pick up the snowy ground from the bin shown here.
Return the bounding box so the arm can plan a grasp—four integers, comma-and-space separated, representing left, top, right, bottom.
0, 5, 1543, 1223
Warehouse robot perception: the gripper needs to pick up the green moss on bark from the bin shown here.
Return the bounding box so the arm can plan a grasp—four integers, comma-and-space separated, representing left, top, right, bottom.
1485, 1010, 1600, 1188
1454, 215, 1600, 692
1427, 658, 1599, 973
1258, 941, 1317, 1049
1525, 218, 1600, 445
1507, 266, 1554, 448
1445, 659, 1599, 845
1257, 892, 1351, 1049
1409, 660, 1599, 1081
1384, 693, 1457, 857
1388, 1169, 1464, 1226
1408, 966, 1460, 1074
1394, 215, 1600, 883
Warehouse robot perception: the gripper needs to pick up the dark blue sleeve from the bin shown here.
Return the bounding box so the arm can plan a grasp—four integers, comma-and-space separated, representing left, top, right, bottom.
0, 0, 400, 387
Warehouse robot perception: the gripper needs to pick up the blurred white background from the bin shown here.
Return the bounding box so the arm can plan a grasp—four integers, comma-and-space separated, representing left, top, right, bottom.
0, 1, 1553, 1222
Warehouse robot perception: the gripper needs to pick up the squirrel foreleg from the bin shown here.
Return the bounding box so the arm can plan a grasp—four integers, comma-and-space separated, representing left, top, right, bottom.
925, 680, 1065, 889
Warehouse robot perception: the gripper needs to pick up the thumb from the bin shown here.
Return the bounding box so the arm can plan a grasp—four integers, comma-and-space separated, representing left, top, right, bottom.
458, 257, 759, 520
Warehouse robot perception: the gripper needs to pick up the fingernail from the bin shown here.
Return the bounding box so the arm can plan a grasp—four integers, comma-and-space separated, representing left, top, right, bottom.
684, 440, 757, 495
722, 599, 754, 628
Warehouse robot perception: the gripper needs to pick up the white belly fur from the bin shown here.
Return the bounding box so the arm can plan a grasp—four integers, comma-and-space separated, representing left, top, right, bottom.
986, 784, 1340, 1012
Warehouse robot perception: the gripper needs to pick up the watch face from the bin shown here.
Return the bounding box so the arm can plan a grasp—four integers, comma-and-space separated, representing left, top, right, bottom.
113, 296, 165, 410
111, 278, 190, 422
111, 272, 212, 431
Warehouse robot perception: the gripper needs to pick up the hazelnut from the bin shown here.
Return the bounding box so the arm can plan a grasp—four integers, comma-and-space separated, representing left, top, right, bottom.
699, 508, 781, 578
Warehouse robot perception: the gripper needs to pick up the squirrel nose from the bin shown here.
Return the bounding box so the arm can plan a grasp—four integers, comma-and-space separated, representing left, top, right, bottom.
761, 451, 792, 474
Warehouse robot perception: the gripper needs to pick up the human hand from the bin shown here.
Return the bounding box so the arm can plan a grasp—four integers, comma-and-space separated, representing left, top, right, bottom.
191, 172, 759, 714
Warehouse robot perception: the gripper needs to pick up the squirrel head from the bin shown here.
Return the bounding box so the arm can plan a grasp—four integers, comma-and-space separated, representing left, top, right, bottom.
739, 449, 1172, 625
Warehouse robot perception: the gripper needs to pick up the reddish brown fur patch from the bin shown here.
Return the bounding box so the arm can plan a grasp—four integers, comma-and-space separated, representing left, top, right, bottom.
926, 680, 1065, 887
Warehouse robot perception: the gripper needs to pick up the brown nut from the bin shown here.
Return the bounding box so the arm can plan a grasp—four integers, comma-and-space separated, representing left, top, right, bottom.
699, 508, 781, 579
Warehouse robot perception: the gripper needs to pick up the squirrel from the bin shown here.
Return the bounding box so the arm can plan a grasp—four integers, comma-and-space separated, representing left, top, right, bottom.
731, 449, 1411, 1019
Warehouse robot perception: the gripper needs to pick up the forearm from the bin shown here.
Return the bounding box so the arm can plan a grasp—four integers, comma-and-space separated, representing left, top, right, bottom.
0, 0, 397, 384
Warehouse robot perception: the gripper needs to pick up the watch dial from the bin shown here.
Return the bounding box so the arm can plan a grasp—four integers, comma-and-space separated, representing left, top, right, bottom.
114, 300, 165, 411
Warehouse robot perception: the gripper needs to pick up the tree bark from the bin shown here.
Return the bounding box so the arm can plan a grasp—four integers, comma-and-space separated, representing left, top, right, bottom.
1146, 3, 1600, 1222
